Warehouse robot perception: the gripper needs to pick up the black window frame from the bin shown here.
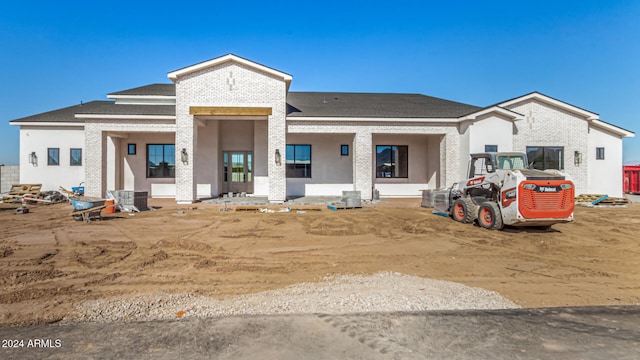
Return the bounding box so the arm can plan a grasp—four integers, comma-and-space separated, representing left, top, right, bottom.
526, 146, 565, 170
128, 143, 137, 155
70, 148, 82, 166
484, 144, 498, 152
596, 147, 605, 160
286, 144, 312, 178
146, 144, 176, 178
47, 148, 60, 166
341, 144, 349, 156
376, 145, 409, 178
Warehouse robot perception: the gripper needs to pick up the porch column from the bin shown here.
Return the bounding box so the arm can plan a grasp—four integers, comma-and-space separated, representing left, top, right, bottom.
440, 130, 460, 188
353, 131, 373, 200
268, 110, 287, 203
105, 136, 117, 192
84, 122, 107, 198
176, 118, 197, 203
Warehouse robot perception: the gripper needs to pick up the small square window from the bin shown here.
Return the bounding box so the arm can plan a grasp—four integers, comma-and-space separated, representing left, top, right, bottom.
341, 144, 349, 156
128, 144, 137, 155
47, 148, 59, 166
485, 145, 498, 152
596, 147, 605, 160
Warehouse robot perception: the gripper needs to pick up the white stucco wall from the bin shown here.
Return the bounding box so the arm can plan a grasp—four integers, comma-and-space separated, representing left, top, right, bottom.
120, 132, 176, 197
372, 134, 432, 197
19, 126, 85, 191
468, 114, 514, 153
194, 120, 219, 197
285, 133, 354, 197
588, 125, 624, 196
288, 121, 458, 199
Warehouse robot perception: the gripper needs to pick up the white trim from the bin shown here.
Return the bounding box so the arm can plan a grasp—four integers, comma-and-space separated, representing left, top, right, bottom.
458, 105, 523, 121
286, 116, 460, 123
498, 92, 598, 120
108, 95, 176, 105
107, 95, 176, 100
167, 54, 293, 83
10, 121, 84, 127
74, 114, 176, 120
591, 119, 635, 138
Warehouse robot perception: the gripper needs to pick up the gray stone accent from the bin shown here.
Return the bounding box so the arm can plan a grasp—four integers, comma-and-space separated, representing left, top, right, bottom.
0, 165, 20, 193
507, 99, 589, 195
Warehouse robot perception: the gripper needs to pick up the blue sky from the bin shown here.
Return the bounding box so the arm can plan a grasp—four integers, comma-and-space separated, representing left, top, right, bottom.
1, 0, 638, 165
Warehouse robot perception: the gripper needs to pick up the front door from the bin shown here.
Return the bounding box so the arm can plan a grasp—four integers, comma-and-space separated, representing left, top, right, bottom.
223, 151, 253, 194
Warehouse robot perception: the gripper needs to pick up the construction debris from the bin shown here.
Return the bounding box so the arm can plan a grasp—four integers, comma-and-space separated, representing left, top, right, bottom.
14, 207, 29, 215
575, 194, 630, 207
41, 190, 68, 203
327, 205, 363, 211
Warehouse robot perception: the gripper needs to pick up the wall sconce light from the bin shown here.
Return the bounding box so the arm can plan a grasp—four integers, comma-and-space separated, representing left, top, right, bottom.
275, 149, 281, 166
28, 151, 38, 166
181, 148, 188, 164
574, 151, 582, 167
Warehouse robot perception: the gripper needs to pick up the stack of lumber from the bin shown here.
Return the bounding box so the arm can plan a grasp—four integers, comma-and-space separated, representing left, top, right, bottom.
575, 194, 630, 206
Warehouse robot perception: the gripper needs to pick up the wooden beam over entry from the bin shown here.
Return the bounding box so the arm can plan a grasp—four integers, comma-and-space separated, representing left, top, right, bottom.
189, 106, 272, 116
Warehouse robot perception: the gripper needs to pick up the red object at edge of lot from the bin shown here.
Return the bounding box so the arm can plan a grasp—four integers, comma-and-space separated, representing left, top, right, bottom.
624, 165, 640, 194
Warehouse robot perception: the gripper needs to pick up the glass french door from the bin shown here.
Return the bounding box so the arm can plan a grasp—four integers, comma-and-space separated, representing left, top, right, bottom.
223, 151, 253, 194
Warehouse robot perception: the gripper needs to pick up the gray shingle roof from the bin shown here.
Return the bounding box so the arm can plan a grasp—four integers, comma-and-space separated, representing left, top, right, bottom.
287, 92, 481, 118
10, 84, 482, 123
10, 101, 175, 123
108, 84, 176, 97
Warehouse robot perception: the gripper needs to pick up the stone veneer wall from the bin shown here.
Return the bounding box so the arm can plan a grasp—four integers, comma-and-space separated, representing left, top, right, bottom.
174, 61, 287, 203
506, 99, 589, 195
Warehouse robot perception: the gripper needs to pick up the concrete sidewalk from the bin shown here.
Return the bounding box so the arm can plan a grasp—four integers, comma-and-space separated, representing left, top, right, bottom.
1, 306, 639, 359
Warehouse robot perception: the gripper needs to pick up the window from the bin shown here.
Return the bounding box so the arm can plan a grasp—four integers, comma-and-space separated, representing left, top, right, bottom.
376, 145, 408, 178
341, 144, 349, 156
147, 144, 175, 178
484, 145, 498, 152
596, 147, 605, 160
70, 148, 82, 166
469, 156, 495, 177
286, 145, 312, 178
47, 148, 59, 166
526, 146, 564, 170
128, 144, 137, 155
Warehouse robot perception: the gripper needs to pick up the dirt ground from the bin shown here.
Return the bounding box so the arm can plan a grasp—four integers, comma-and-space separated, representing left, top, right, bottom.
1, 198, 639, 326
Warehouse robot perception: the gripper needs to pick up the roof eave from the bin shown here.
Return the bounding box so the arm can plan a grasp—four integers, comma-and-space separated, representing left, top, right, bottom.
10, 121, 84, 127
75, 114, 176, 120
286, 116, 460, 123
458, 106, 524, 121
591, 119, 635, 138
498, 92, 598, 120
167, 54, 293, 87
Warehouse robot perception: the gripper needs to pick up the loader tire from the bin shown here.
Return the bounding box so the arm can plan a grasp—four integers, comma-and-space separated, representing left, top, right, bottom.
451, 198, 477, 224
477, 202, 504, 230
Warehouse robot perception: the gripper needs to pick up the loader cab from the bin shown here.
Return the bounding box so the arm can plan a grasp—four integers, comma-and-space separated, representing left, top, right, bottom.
468, 153, 495, 178
495, 153, 528, 170
468, 152, 529, 178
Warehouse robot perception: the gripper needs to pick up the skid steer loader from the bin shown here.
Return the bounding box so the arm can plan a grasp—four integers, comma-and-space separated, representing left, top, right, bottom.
441, 152, 574, 230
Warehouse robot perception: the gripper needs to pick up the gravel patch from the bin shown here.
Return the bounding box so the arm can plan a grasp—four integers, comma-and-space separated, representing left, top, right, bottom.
63, 272, 519, 324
